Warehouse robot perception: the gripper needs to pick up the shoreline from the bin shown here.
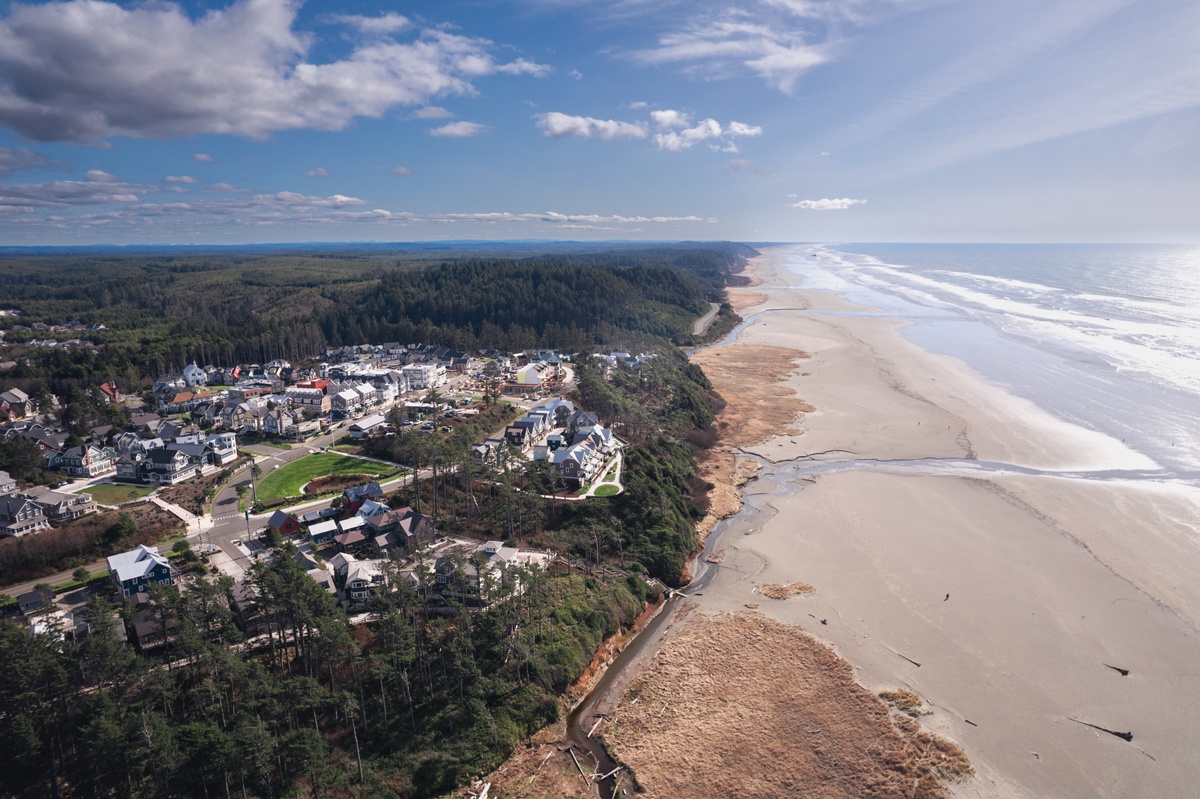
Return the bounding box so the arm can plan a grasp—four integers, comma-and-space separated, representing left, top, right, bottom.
607, 245, 1200, 798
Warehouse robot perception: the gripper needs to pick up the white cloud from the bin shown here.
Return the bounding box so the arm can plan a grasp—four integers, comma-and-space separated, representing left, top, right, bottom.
429, 121, 487, 138
164, 175, 198, 184
0, 178, 154, 210
535, 112, 648, 140
326, 12, 410, 35
651, 109, 689, 129
629, 101, 648, 109
652, 115, 761, 151
0, 0, 551, 142
207, 182, 245, 193
411, 106, 453, 119
569, 69, 584, 80
633, 5, 834, 92
193, 153, 215, 162
391, 167, 414, 176
791, 197, 866, 210
494, 58, 553, 77
307, 167, 331, 178
85, 170, 118, 182
729, 159, 752, 170
0, 146, 49, 176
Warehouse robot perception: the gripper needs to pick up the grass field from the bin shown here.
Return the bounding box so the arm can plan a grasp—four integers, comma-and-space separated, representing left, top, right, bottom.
83, 483, 158, 505
593, 484, 620, 497
255, 452, 395, 502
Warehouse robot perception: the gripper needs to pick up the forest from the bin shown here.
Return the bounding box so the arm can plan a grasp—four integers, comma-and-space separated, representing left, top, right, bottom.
0, 242, 755, 399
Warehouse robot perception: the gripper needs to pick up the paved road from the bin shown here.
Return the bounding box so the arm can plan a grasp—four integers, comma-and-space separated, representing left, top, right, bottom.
693, 302, 721, 336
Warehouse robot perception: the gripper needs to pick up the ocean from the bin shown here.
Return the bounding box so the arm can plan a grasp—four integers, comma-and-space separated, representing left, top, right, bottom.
782, 243, 1200, 479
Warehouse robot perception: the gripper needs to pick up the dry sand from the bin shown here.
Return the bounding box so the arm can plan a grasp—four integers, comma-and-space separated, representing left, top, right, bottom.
610, 245, 1200, 799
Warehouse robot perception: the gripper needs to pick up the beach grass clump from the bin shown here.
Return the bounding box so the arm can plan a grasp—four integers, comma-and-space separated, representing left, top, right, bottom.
880, 689, 925, 717
759, 581, 816, 599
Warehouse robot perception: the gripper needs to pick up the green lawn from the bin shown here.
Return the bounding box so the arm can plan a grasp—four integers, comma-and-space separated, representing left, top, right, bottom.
261, 441, 293, 450
593, 484, 620, 497
255, 452, 395, 502
84, 483, 157, 505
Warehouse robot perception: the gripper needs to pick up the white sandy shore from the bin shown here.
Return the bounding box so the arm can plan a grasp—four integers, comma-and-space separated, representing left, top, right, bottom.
697, 246, 1200, 798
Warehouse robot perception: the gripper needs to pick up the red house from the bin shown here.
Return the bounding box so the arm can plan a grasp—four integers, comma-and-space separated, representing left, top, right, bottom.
267, 510, 302, 538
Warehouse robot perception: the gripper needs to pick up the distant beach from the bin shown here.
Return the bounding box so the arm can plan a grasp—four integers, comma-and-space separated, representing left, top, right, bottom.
606, 245, 1200, 798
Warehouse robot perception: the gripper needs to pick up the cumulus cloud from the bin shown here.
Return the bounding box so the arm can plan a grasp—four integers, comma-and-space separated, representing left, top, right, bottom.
429, 121, 487, 138
164, 175, 198, 184
535, 112, 648, 140
391, 167, 414, 176
0, 0, 551, 142
193, 153, 215, 162
651, 111, 762, 152
536, 107, 760, 152
791, 197, 866, 210
307, 167, 331, 178
85, 170, 119, 182
0, 146, 49, 176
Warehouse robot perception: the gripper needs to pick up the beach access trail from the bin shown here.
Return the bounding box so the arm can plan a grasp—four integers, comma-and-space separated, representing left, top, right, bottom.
604, 246, 1200, 799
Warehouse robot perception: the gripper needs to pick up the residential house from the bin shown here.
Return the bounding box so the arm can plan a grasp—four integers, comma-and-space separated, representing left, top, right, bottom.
538, 398, 575, 428
330, 388, 361, 416
471, 437, 504, 468
107, 544, 173, 597
53, 444, 116, 477
98, 382, 121, 405
328, 553, 386, 608
5, 422, 68, 455
0, 387, 33, 419
567, 409, 601, 436
134, 448, 197, 484
17, 587, 53, 615
285, 387, 331, 415
367, 507, 435, 555
400, 363, 445, 392
128, 413, 164, 436
219, 402, 249, 431
166, 442, 208, 470
0, 495, 50, 536
0, 470, 16, 495
205, 433, 239, 465
342, 483, 383, 515
25, 487, 96, 522
262, 408, 295, 437
267, 510, 302, 538
307, 519, 338, 546
353, 384, 378, 407
130, 605, 178, 651
334, 515, 370, 552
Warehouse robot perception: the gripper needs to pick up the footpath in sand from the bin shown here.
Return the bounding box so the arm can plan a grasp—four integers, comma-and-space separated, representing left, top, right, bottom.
608, 245, 1200, 799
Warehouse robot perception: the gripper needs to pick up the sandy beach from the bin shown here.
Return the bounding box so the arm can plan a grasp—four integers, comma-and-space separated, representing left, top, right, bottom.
608, 245, 1200, 798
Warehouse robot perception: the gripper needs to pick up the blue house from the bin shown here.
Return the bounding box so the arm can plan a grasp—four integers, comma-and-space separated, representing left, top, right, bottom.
107, 545, 173, 598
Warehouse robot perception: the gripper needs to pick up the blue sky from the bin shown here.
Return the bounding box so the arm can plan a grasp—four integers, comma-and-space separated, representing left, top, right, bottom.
0, 0, 1196, 245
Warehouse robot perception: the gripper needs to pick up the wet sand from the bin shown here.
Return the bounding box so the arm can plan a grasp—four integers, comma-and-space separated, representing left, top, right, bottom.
618, 245, 1200, 798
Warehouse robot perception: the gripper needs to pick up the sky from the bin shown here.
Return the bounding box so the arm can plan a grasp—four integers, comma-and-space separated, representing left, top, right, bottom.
0, 0, 1197, 245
